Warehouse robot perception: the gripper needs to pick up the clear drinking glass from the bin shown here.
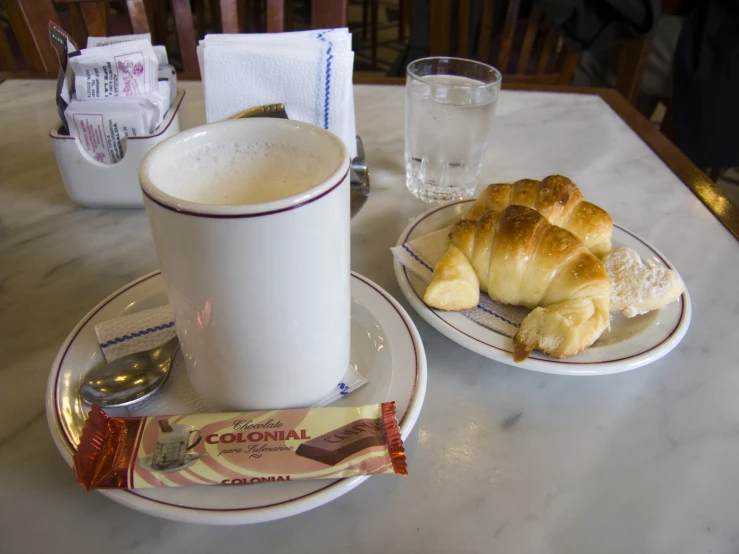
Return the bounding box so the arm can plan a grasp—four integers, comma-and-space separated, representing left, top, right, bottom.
405, 57, 502, 203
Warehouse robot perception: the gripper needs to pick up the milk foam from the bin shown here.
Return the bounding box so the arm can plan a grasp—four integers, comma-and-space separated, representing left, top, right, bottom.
160, 141, 330, 206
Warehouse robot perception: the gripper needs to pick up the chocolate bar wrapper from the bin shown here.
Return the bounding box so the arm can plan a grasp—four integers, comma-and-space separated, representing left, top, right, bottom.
74, 402, 406, 490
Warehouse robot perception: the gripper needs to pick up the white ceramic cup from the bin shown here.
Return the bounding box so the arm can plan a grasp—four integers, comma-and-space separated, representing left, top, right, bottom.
139, 119, 350, 410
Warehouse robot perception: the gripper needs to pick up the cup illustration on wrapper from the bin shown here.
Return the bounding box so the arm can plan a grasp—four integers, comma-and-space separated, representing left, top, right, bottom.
151, 420, 203, 471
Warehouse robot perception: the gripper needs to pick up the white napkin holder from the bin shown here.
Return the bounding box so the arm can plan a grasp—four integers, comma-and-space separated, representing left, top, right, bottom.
50, 88, 185, 208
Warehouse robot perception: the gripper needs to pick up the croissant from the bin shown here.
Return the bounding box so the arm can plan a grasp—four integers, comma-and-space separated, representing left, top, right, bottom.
424, 205, 611, 361
465, 175, 613, 258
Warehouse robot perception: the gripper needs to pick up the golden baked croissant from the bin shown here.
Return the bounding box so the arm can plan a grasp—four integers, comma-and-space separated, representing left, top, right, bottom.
424, 205, 611, 361
465, 175, 613, 257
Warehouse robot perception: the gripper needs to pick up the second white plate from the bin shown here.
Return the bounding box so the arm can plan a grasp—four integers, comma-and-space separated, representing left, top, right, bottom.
394, 200, 691, 375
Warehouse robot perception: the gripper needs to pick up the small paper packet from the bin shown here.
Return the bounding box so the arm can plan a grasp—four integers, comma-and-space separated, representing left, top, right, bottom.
64, 97, 157, 163
69, 40, 159, 100
153, 45, 168, 66
87, 33, 152, 47
88, 35, 168, 66
158, 65, 177, 104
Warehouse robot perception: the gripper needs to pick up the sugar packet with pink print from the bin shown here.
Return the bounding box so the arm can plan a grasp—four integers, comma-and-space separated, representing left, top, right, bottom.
87, 34, 169, 67
64, 98, 156, 164
69, 40, 159, 100
87, 33, 151, 47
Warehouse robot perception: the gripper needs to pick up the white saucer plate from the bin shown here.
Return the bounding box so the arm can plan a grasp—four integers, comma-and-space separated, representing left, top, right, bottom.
46, 271, 427, 525
394, 200, 691, 375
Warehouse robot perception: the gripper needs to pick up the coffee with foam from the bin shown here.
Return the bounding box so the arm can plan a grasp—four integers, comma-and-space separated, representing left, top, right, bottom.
155, 141, 333, 206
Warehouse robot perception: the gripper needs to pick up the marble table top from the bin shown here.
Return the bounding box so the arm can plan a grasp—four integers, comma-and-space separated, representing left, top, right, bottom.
1, 79, 738, 554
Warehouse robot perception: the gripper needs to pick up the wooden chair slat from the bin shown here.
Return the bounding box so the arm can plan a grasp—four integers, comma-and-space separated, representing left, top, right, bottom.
143, 0, 154, 28
516, 2, 541, 74
101, 0, 110, 34
6, 0, 347, 79
69, 4, 84, 45
556, 48, 579, 85
284, 0, 294, 30
209, 0, 221, 33
4, 0, 60, 71
536, 23, 558, 75
429, 0, 451, 56
497, 0, 520, 72
427, 0, 584, 86
457, 0, 470, 58
125, 0, 150, 33
152, 0, 169, 43
194, 0, 206, 38
79, 2, 106, 37
0, 25, 18, 71
247, 0, 262, 32
171, 0, 200, 75
312, 0, 346, 29
371, 0, 378, 67
616, 38, 653, 103
477, 0, 494, 62
266, 0, 285, 32
219, 0, 239, 33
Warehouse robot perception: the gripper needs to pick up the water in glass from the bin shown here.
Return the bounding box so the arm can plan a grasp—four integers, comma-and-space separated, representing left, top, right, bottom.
406, 74, 498, 203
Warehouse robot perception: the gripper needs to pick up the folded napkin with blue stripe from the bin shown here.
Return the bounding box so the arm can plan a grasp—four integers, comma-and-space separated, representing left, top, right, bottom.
198, 29, 357, 157
391, 227, 529, 338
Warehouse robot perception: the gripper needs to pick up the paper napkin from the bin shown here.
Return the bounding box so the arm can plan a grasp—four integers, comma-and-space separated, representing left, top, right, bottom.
391, 227, 530, 338
198, 29, 357, 157
94, 305, 367, 412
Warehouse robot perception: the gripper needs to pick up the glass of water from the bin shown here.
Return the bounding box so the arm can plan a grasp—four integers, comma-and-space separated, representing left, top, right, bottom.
405, 57, 502, 203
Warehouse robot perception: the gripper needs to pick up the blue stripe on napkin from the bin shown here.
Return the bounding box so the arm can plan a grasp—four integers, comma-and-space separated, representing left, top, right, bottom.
100, 321, 175, 348
317, 32, 333, 130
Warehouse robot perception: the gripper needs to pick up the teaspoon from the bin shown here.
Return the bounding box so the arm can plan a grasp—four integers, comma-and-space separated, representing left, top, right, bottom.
80, 335, 180, 408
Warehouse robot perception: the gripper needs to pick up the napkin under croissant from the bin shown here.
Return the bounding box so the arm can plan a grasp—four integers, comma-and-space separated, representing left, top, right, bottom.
421, 175, 684, 361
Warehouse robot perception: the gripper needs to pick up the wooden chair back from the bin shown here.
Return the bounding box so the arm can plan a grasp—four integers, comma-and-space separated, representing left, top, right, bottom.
168, 0, 346, 78
429, 0, 579, 85
615, 38, 653, 104
4, 0, 149, 72
6, 0, 346, 78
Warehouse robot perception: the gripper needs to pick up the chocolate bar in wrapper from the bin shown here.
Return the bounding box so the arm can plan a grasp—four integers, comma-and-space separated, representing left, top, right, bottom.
74, 403, 406, 490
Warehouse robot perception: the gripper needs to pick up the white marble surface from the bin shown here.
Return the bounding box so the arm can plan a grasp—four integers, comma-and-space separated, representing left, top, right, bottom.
1, 79, 739, 553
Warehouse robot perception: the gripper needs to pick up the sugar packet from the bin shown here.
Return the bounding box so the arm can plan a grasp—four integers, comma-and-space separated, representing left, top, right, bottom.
69, 40, 159, 99
153, 45, 168, 66
87, 33, 151, 47
64, 97, 158, 164
87, 34, 168, 66
158, 64, 177, 104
